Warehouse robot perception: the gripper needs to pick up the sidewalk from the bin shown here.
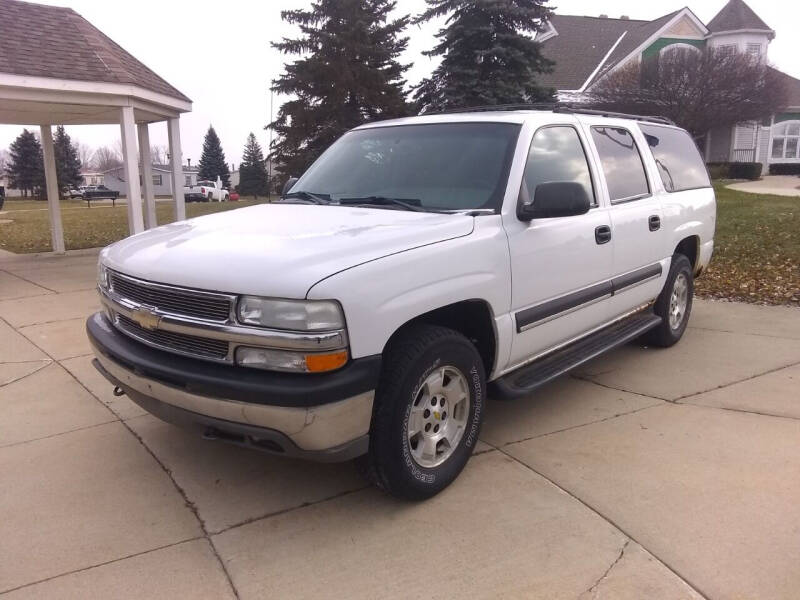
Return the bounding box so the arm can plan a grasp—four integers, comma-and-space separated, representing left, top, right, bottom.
727, 175, 800, 197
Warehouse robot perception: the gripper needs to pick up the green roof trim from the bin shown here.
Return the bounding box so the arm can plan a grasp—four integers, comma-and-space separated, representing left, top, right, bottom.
775, 113, 800, 123
642, 38, 706, 60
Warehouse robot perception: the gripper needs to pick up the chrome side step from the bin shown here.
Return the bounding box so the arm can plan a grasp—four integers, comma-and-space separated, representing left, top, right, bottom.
491, 311, 662, 399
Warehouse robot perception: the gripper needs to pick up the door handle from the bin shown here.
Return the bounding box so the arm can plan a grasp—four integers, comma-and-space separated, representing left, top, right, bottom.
595, 225, 611, 245
649, 215, 661, 231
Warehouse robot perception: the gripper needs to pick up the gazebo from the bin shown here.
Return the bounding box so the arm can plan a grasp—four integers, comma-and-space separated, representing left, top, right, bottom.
0, 0, 191, 253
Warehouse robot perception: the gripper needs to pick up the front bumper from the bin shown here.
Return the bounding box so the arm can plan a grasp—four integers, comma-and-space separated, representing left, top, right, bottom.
87, 312, 380, 461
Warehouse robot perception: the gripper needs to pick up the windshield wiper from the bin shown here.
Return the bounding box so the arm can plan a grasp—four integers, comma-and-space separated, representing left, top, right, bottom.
337, 196, 430, 212
280, 190, 332, 204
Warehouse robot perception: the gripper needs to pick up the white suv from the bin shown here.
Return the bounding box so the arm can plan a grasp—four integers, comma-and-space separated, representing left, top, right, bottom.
88, 107, 715, 499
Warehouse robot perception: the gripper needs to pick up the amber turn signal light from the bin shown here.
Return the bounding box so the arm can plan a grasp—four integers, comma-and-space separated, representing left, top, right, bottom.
305, 350, 348, 373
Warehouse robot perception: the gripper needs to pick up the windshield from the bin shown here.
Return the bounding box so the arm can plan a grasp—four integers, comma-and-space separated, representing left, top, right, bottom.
291, 122, 521, 212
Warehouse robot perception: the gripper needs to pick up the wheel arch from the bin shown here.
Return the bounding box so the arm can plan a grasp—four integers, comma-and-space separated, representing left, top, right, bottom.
674, 235, 700, 274
384, 299, 498, 377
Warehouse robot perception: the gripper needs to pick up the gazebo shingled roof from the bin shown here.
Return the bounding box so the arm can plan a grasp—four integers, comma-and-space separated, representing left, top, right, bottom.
0, 0, 192, 252
0, 0, 190, 102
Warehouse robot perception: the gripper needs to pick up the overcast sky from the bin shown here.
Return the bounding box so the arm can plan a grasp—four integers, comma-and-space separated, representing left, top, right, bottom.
1, 0, 798, 168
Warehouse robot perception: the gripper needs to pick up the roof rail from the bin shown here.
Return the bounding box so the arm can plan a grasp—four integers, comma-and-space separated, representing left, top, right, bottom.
433, 103, 676, 126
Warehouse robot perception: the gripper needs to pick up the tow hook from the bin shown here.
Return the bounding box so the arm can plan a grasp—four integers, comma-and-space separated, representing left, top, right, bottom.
112, 386, 126, 397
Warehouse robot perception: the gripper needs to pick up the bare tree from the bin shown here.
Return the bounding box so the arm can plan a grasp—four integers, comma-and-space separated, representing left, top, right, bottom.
150, 144, 169, 166
75, 141, 93, 169
587, 48, 788, 137
92, 145, 122, 172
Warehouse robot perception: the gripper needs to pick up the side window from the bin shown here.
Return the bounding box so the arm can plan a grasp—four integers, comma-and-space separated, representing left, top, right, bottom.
590, 127, 650, 203
639, 124, 711, 192
520, 126, 595, 208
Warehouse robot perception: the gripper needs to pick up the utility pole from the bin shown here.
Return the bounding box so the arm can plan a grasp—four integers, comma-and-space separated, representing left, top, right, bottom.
267, 84, 274, 200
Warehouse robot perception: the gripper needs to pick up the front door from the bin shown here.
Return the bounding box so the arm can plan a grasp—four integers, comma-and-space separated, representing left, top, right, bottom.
503, 124, 615, 369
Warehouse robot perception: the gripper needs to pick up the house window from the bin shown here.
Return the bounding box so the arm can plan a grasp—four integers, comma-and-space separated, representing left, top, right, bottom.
717, 44, 736, 57
771, 121, 800, 159
152, 174, 162, 186
746, 43, 761, 58
184, 175, 192, 186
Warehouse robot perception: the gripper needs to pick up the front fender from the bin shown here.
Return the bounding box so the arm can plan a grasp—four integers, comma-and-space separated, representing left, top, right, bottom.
306, 217, 511, 362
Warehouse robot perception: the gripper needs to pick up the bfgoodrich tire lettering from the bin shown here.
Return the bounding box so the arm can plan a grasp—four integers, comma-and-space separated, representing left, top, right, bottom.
359, 324, 485, 500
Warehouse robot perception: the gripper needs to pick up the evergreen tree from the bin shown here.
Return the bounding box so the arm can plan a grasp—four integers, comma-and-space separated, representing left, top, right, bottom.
414, 0, 555, 112
269, 0, 410, 181
198, 125, 231, 188
7, 129, 44, 198
53, 126, 82, 194
238, 133, 269, 197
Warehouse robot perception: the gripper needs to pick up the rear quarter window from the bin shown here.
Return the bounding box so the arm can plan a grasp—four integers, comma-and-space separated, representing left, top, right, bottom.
639, 125, 711, 192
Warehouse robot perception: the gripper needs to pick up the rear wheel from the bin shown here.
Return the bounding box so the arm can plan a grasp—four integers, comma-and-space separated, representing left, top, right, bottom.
645, 254, 693, 347
358, 324, 485, 500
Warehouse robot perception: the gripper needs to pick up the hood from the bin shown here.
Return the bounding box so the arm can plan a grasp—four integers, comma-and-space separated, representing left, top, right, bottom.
103, 203, 474, 298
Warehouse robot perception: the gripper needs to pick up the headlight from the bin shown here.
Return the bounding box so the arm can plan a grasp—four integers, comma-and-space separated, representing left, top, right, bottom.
97, 261, 109, 290
237, 297, 345, 331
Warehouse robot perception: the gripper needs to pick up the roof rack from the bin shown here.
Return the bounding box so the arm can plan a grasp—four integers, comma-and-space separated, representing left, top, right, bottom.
435, 103, 676, 126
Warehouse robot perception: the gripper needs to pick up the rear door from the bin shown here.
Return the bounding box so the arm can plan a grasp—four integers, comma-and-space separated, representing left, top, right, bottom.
582, 120, 667, 313
503, 122, 615, 368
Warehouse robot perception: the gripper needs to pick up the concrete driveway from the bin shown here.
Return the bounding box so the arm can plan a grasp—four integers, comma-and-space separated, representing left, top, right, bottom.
1, 250, 799, 599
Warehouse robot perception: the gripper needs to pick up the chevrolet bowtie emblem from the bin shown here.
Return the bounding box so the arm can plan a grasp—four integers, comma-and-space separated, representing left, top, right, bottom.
433, 411, 441, 420
131, 307, 161, 330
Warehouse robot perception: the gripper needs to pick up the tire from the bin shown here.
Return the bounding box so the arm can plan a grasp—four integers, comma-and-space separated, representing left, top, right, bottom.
358, 324, 486, 500
645, 254, 693, 347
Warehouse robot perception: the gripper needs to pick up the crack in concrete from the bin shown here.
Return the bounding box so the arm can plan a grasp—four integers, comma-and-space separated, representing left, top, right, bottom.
497, 402, 663, 450
572, 358, 800, 407
0, 359, 52, 388
580, 539, 629, 599
0, 315, 245, 598
0, 419, 119, 449
0, 537, 204, 596
211, 485, 370, 536
486, 441, 711, 600
689, 325, 800, 341
0, 269, 58, 294
673, 360, 800, 403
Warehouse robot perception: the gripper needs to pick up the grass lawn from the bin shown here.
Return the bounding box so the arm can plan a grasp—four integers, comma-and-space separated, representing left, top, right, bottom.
0, 198, 268, 254
695, 183, 799, 306
1, 186, 797, 306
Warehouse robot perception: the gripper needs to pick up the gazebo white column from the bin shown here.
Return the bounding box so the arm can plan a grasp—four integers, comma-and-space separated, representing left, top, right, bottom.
39, 125, 65, 254
167, 117, 186, 221
119, 105, 144, 234
137, 123, 157, 229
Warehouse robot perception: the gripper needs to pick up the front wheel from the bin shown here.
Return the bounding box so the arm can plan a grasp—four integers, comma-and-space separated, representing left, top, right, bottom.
645, 254, 694, 347
359, 324, 486, 500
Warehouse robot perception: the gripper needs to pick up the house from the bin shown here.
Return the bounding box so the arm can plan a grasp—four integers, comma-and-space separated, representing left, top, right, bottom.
81, 171, 104, 186
536, 0, 800, 173
103, 162, 200, 197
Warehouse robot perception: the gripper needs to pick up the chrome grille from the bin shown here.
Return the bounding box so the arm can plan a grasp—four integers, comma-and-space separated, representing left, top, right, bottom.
109, 271, 232, 322
116, 314, 230, 361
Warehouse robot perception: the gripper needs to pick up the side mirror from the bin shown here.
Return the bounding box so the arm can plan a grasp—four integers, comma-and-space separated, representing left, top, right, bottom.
518, 181, 591, 221
281, 177, 299, 198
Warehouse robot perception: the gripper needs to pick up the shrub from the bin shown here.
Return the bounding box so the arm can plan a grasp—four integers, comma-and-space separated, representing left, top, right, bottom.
768, 163, 800, 176
729, 162, 762, 180
706, 162, 730, 180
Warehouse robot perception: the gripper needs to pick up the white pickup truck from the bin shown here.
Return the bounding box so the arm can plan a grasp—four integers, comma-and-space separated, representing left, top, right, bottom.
183, 178, 230, 202
88, 107, 715, 500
